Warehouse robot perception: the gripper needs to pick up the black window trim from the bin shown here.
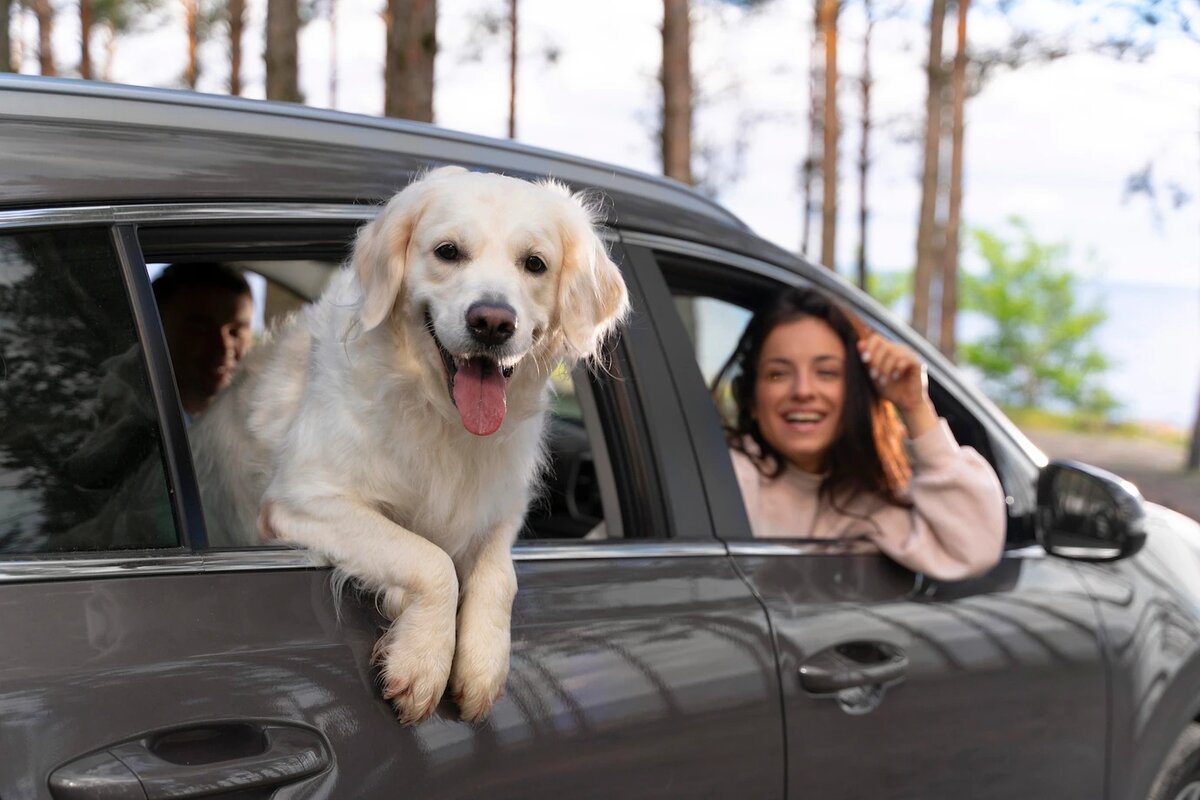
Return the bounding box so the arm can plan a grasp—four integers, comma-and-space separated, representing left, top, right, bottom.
112, 224, 207, 549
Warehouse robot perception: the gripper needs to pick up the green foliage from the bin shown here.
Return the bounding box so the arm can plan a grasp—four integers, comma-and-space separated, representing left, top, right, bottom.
866, 270, 910, 312
959, 218, 1117, 418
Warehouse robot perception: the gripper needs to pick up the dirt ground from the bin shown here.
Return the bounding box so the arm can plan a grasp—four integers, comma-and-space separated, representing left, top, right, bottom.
1024, 428, 1200, 522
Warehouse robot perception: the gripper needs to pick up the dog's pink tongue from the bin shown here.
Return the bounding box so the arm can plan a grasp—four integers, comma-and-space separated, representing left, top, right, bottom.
452, 358, 507, 436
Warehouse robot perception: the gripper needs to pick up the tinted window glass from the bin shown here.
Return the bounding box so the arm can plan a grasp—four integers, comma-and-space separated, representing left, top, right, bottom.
0, 229, 176, 553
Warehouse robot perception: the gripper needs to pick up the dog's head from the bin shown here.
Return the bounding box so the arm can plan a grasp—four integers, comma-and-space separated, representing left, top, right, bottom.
352, 166, 629, 436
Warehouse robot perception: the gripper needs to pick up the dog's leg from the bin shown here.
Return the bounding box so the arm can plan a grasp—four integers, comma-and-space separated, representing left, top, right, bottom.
449, 517, 521, 722
260, 498, 458, 725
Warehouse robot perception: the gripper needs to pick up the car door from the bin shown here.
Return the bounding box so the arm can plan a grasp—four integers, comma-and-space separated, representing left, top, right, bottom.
0, 208, 784, 799
623, 234, 1114, 800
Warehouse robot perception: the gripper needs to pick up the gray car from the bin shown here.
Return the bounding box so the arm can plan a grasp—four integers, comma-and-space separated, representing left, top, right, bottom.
2, 75, 1200, 800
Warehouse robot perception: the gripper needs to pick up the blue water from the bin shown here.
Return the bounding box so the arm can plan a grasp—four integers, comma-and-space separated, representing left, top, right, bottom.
1081, 281, 1199, 429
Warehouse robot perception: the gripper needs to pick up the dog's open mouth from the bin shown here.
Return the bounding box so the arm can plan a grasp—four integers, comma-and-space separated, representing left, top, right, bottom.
426, 312, 516, 437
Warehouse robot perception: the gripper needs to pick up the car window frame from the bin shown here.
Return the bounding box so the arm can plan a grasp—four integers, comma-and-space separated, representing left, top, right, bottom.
0, 213, 195, 558
623, 229, 1044, 550
0, 203, 727, 585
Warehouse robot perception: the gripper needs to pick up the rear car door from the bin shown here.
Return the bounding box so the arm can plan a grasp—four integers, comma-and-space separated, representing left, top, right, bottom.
0, 208, 784, 799
626, 234, 1114, 800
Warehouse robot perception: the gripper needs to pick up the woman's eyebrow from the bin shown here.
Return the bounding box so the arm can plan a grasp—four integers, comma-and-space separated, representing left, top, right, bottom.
813, 354, 844, 365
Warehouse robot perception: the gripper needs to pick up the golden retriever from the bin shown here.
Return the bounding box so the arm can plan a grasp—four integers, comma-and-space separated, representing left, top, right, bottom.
189, 166, 629, 723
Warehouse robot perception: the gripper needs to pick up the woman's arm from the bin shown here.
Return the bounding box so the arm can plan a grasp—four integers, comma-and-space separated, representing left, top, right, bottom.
857, 334, 1006, 579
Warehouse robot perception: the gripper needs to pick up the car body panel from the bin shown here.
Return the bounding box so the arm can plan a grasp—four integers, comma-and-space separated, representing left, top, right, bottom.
0, 77, 778, 262
0, 555, 783, 799
1073, 505, 1200, 800
734, 550, 1108, 799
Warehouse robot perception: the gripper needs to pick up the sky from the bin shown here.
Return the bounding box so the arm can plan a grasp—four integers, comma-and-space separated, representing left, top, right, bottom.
9, 0, 1200, 424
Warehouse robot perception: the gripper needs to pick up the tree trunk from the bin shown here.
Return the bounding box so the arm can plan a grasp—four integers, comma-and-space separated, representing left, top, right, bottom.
229, 0, 245, 95
101, 22, 116, 80
911, 0, 947, 338
855, 0, 874, 290
35, 0, 56, 75
183, 0, 199, 88
819, 0, 839, 271
507, 0, 517, 139
384, 0, 437, 121
661, 0, 692, 184
800, 0, 822, 259
0, 0, 12, 72
265, 0, 301, 102
939, 0, 968, 360
79, 0, 93, 79
327, 0, 337, 107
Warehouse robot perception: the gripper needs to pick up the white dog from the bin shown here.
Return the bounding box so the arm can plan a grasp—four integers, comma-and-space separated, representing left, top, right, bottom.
189, 166, 629, 723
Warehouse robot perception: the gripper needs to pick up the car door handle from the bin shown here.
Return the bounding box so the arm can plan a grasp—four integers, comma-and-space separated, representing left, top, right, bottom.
49, 721, 330, 799
797, 640, 908, 695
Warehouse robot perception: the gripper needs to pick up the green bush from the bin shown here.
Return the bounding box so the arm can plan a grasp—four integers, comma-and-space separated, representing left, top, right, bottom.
959, 218, 1117, 418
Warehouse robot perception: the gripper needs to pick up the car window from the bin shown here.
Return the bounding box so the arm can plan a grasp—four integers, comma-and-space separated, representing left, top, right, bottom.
136, 239, 627, 546
0, 228, 177, 554
659, 251, 1026, 544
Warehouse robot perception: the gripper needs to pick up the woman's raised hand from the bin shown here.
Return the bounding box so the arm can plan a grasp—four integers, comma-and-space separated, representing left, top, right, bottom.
856, 334, 938, 438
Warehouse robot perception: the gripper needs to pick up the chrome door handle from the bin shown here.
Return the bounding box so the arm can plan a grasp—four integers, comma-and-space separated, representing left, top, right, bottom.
49, 721, 330, 799
798, 640, 908, 695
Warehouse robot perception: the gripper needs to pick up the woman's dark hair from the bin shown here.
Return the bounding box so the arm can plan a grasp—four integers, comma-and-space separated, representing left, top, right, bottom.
713, 286, 912, 508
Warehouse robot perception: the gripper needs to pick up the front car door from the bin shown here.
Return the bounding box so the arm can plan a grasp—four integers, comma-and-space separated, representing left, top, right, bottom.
0, 207, 784, 799
625, 233, 1114, 800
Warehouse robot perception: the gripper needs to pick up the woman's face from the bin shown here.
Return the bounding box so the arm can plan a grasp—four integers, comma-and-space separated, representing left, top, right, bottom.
753, 316, 847, 473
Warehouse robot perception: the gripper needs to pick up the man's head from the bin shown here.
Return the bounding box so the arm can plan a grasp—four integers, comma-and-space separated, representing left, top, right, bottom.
152, 263, 254, 416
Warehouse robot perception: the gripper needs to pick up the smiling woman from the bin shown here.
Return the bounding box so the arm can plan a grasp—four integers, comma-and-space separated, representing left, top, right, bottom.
714, 286, 1006, 581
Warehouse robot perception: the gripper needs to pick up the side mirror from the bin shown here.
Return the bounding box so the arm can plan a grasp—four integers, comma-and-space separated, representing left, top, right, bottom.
1037, 460, 1147, 561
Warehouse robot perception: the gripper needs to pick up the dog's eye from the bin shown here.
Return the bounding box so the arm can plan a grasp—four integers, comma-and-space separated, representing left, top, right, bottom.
434, 243, 460, 262
524, 255, 547, 274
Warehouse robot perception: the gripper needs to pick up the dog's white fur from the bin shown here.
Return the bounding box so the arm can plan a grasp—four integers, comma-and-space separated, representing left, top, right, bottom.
189, 167, 629, 723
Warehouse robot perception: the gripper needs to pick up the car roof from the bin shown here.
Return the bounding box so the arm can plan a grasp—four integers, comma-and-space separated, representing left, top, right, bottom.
0, 75, 801, 263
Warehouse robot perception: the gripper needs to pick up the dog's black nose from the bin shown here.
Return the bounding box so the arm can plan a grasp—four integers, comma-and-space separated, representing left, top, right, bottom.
466, 302, 517, 346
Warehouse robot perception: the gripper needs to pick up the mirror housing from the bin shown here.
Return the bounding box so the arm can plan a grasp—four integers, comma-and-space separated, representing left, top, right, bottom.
1037, 460, 1147, 561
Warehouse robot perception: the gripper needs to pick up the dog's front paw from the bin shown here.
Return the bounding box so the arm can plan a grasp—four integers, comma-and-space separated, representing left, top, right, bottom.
375, 617, 456, 725
449, 622, 511, 722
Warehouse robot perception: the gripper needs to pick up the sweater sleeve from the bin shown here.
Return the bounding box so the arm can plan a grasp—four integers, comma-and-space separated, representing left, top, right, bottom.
869, 419, 1007, 581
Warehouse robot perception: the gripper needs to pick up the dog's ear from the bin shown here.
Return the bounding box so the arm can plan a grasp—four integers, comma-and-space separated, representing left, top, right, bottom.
355, 166, 468, 331
557, 218, 630, 361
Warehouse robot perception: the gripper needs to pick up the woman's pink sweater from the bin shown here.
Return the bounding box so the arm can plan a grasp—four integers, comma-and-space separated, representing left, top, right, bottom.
729, 419, 1007, 580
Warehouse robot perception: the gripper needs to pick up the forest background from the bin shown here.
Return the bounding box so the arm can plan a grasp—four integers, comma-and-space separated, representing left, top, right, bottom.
1, 0, 1197, 511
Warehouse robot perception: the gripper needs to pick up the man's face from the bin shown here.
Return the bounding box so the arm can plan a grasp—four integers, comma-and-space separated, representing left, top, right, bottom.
161, 285, 254, 414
